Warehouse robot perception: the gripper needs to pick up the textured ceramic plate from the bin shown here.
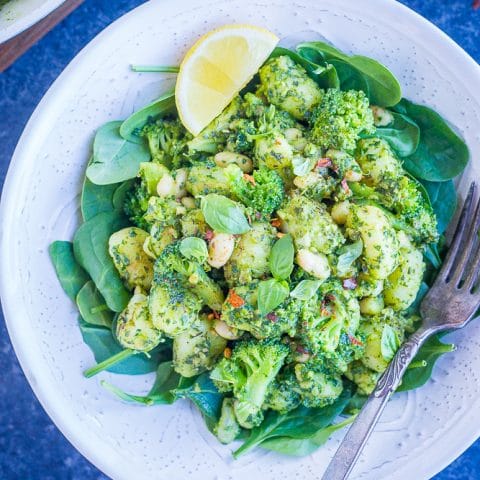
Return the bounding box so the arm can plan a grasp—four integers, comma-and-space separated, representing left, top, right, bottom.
0, 0, 65, 44
1, 0, 480, 479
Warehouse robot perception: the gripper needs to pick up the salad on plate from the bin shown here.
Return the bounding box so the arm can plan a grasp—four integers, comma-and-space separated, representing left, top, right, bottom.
49, 25, 469, 457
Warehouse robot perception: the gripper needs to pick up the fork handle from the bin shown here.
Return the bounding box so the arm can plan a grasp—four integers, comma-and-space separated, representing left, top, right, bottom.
322, 327, 431, 480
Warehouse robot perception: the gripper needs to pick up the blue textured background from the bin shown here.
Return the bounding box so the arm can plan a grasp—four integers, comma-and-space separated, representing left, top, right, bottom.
0, 1, 479, 478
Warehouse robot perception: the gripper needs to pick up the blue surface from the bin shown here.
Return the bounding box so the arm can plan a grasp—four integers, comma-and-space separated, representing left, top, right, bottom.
0, 0, 479, 478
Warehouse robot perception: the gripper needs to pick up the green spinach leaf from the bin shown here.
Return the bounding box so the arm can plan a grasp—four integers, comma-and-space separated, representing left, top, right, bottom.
81, 176, 120, 221
73, 211, 130, 312
79, 320, 170, 375
393, 99, 469, 181
87, 121, 150, 185
112, 179, 135, 211
297, 42, 401, 106
261, 415, 355, 457
120, 89, 176, 143
233, 387, 352, 457
374, 112, 420, 157
76, 280, 114, 328
422, 180, 457, 235
329, 58, 369, 95
257, 279, 290, 315
49, 241, 90, 302
269, 234, 294, 280
201, 194, 250, 234
398, 335, 455, 392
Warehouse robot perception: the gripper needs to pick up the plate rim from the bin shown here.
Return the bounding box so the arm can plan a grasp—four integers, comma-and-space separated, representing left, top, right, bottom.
1, 0, 480, 478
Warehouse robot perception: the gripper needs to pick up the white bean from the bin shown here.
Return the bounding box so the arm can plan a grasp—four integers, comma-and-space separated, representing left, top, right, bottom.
156, 173, 176, 197
181, 196, 196, 210
214, 151, 253, 173
214, 319, 240, 340
344, 169, 362, 182
208, 232, 235, 268
331, 201, 351, 225
370, 106, 394, 127
296, 249, 331, 280
174, 168, 188, 198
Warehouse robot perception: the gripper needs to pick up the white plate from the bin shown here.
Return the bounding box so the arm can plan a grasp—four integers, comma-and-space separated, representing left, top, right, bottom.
0, 0, 66, 44
1, 1, 480, 479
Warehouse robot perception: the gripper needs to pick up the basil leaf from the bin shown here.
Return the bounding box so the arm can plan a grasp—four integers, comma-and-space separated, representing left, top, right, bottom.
49, 241, 90, 302
86, 121, 150, 185
290, 280, 322, 300
179, 237, 208, 263
269, 234, 294, 280
257, 279, 290, 315
200, 194, 250, 234
292, 155, 316, 176
336, 240, 363, 276
393, 99, 469, 181
381, 324, 400, 361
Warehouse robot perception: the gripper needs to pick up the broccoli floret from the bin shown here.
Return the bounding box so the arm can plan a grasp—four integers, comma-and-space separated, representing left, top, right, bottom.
214, 398, 241, 444
141, 117, 191, 168
156, 242, 225, 311
221, 284, 300, 339
310, 89, 375, 151
143, 196, 186, 229
263, 369, 301, 414
345, 361, 381, 396
390, 176, 438, 244
123, 162, 170, 230
294, 358, 344, 408
257, 55, 323, 121
225, 165, 285, 217
181, 208, 208, 237
210, 339, 289, 428
172, 314, 226, 377
225, 118, 256, 154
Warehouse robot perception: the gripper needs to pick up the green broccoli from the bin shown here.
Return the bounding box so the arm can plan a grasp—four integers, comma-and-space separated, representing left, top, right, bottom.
225, 164, 285, 217
310, 89, 375, 151
294, 359, 344, 408
142, 117, 191, 168
123, 162, 170, 230
214, 398, 241, 444
156, 242, 225, 311
210, 339, 289, 428
263, 369, 301, 414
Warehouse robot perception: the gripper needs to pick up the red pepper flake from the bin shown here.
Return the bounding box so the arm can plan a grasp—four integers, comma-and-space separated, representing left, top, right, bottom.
348, 334, 364, 347
343, 277, 358, 290
227, 290, 245, 308
205, 230, 214, 241
212, 310, 221, 319
243, 174, 256, 185
474, 0, 480, 9
223, 347, 232, 359
341, 178, 351, 194
270, 218, 281, 228
326, 294, 336, 302
266, 312, 278, 323
317, 157, 332, 168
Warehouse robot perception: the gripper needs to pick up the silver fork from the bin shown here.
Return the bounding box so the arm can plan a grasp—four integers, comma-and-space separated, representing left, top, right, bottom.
323, 182, 480, 480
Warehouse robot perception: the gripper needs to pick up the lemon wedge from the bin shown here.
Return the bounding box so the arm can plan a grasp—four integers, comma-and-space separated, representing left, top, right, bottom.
176, 24, 279, 136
